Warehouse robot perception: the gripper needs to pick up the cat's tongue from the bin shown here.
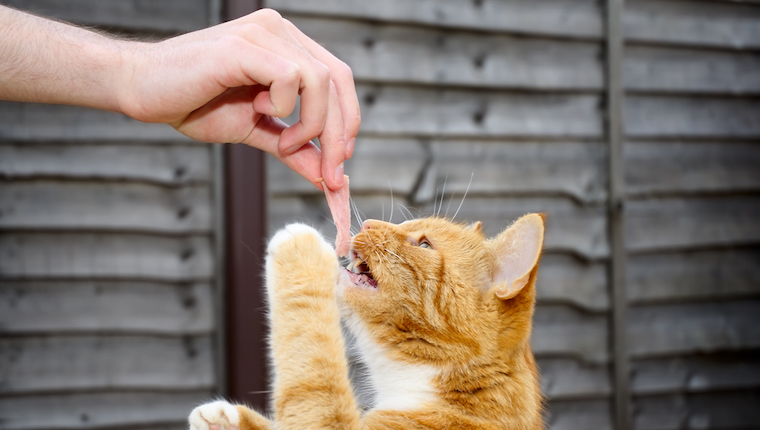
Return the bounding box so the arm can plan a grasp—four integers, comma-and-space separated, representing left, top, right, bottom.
323, 175, 351, 258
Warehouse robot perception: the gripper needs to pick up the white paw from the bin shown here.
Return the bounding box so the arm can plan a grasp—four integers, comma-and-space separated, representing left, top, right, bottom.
267, 223, 333, 255
188, 400, 240, 430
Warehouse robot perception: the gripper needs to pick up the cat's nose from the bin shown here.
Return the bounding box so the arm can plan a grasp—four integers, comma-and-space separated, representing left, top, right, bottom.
361, 220, 385, 232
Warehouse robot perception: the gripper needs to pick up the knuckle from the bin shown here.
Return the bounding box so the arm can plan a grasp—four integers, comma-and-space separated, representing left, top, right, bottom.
254, 8, 283, 23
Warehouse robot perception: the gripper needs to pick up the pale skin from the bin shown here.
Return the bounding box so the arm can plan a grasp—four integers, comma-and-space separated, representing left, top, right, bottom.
0, 5, 360, 191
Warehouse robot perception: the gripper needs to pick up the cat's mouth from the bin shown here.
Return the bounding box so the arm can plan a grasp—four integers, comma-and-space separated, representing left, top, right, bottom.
344, 251, 378, 289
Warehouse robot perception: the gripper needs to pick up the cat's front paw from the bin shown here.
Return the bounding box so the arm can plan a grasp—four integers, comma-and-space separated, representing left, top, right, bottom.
188, 400, 240, 430
267, 223, 335, 257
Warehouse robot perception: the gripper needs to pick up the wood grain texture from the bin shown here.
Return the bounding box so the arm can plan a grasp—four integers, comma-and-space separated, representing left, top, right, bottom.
624, 0, 760, 49
271, 0, 602, 38
538, 358, 612, 399
0, 181, 212, 233
0, 233, 213, 281
290, 16, 602, 90
627, 248, 760, 304
0, 143, 212, 185
0, 335, 214, 394
544, 399, 613, 430
0, 391, 211, 430
532, 304, 609, 363
625, 195, 760, 252
633, 391, 760, 430
537, 255, 609, 311
0, 281, 214, 334
3, 0, 209, 32
628, 300, 760, 358
624, 142, 760, 196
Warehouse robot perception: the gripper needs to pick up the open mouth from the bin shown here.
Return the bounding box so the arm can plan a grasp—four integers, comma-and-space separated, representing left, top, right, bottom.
344, 250, 378, 289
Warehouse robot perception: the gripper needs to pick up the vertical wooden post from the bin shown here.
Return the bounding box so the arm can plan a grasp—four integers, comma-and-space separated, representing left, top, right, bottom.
605, 0, 632, 429
222, 0, 269, 412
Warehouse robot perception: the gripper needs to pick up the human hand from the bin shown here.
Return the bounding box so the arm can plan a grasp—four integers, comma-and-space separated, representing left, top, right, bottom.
118, 9, 360, 190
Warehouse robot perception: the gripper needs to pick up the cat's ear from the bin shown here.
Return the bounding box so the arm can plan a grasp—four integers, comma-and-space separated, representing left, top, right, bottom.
488, 213, 545, 300
469, 221, 483, 235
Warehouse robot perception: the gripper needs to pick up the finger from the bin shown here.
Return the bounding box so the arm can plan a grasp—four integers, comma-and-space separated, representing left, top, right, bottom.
318, 81, 347, 191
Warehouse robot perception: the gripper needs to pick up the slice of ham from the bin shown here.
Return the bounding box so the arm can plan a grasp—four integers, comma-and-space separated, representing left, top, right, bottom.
323, 175, 352, 257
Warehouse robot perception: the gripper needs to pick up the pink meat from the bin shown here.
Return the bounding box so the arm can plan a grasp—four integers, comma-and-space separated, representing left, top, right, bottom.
323, 175, 351, 257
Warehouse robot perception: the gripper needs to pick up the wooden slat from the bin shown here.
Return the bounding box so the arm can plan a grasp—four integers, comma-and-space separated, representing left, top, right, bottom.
624, 0, 760, 49
625, 195, 760, 252
624, 142, 760, 196
3, 0, 208, 32
272, 0, 603, 38
267, 138, 428, 195
532, 305, 609, 363
544, 399, 613, 430
627, 248, 760, 304
353, 86, 602, 138
0, 233, 213, 281
631, 352, 760, 395
633, 391, 760, 430
290, 16, 603, 90
538, 358, 612, 399
0, 281, 213, 334
0, 335, 214, 394
627, 300, 760, 358
538, 255, 609, 311
625, 95, 760, 138
0, 181, 211, 233
0, 391, 210, 430
625, 46, 760, 94
0, 143, 212, 185
0, 102, 189, 141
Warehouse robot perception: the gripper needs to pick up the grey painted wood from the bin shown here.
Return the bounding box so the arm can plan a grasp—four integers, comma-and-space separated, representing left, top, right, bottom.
625, 195, 760, 252
544, 399, 613, 430
627, 300, 760, 358
271, 0, 603, 38
355, 86, 603, 138
0, 143, 212, 185
537, 255, 609, 312
625, 95, 760, 138
0, 391, 211, 430
624, 0, 760, 49
290, 16, 603, 90
0, 233, 213, 281
633, 391, 760, 430
532, 305, 609, 363
539, 358, 612, 399
624, 142, 760, 196
0, 281, 214, 334
627, 249, 760, 304
0, 181, 212, 233
4, 0, 209, 32
631, 353, 760, 395
625, 46, 760, 94
0, 335, 214, 394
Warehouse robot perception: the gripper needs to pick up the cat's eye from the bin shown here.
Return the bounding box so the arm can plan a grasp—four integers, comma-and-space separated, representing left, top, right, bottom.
418, 239, 432, 249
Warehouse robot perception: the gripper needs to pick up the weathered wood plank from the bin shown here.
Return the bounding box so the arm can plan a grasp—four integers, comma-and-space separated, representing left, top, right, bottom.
271, 0, 602, 38
631, 352, 760, 395
0, 181, 212, 233
544, 399, 613, 430
625, 95, 760, 138
627, 248, 760, 304
633, 391, 760, 430
0, 281, 213, 334
625, 195, 760, 252
624, 0, 760, 49
624, 142, 760, 196
0, 233, 213, 281
353, 86, 602, 138
538, 358, 612, 399
290, 16, 602, 90
0, 335, 214, 394
0, 143, 212, 185
267, 139, 428, 195
628, 300, 760, 358
625, 46, 760, 95
3, 0, 208, 32
0, 391, 210, 430
538, 255, 609, 311
532, 305, 609, 363
0, 102, 190, 141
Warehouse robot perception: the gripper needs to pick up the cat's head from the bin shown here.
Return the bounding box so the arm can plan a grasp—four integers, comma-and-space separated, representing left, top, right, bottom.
338, 213, 545, 365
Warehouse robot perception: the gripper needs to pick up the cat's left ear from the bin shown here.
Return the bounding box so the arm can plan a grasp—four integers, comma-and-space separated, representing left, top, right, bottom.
488, 213, 545, 300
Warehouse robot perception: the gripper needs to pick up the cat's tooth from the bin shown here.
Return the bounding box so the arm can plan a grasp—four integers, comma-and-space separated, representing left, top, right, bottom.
350, 258, 363, 274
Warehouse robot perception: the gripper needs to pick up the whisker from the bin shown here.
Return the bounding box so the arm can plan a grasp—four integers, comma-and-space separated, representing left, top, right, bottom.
388, 185, 395, 224
437, 175, 449, 218
384, 249, 407, 265
452, 172, 474, 221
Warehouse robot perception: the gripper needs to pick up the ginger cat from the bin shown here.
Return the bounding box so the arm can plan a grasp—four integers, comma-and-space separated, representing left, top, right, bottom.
189, 214, 545, 429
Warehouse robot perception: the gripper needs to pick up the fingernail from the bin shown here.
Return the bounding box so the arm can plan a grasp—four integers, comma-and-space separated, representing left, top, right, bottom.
334, 163, 344, 187
283, 143, 302, 156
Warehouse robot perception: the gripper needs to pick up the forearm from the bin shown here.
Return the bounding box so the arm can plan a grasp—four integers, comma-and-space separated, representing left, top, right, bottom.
0, 5, 133, 113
